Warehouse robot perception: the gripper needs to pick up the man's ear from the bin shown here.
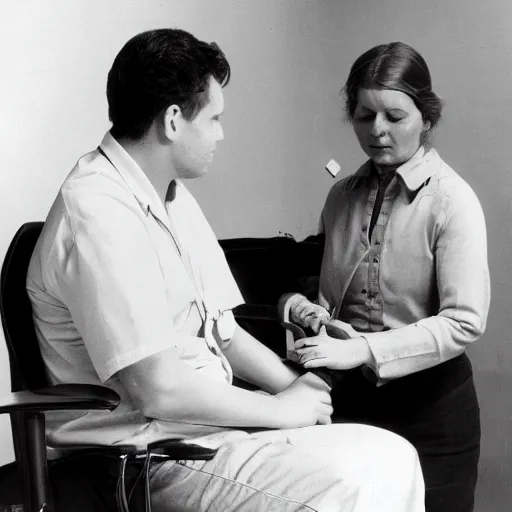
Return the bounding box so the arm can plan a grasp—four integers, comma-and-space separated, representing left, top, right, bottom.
163, 104, 184, 141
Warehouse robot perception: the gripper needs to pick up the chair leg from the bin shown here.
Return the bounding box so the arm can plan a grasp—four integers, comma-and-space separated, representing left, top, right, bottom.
21, 412, 52, 512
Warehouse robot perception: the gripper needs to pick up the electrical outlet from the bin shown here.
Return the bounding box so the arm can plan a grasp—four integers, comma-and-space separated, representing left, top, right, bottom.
325, 158, 340, 177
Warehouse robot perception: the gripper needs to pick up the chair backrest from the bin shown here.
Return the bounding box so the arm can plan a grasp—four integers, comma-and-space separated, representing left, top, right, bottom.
0, 222, 47, 392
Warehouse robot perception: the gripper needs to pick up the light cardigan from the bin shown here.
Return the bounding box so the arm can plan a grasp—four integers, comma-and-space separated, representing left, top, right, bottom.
319, 148, 490, 380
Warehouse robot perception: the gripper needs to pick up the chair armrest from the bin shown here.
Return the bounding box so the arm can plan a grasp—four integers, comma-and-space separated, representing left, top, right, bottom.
0, 383, 120, 414
53, 439, 218, 465
148, 438, 218, 461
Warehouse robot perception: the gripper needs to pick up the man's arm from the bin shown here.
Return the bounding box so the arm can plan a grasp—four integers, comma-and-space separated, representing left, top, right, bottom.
118, 347, 331, 429
59, 187, 330, 429
221, 324, 299, 394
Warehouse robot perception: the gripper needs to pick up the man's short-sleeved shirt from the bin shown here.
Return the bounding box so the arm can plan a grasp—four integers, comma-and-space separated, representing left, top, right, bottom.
27, 132, 244, 449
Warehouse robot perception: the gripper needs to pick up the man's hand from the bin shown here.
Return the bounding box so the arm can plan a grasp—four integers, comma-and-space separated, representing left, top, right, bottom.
289, 296, 330, 333
274, 372, 333, 427
292, 330, 372, 371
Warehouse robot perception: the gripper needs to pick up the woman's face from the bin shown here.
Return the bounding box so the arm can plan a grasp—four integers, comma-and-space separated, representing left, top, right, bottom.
352, 88, 430, 167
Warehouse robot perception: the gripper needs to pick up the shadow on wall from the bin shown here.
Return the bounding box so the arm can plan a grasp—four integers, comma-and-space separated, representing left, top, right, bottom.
474, 370, 512, 512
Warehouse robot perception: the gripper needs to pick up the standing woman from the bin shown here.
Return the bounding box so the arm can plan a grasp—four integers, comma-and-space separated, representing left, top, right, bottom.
288, 42, 490, 512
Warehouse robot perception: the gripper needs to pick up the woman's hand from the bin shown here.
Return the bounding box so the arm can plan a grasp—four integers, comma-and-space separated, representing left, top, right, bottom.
324, 319, 361, 340
289, 296, 330, 333
292, 328, 373, 370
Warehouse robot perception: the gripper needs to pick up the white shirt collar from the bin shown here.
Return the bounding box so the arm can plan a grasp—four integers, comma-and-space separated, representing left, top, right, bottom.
99, 131, 161, 215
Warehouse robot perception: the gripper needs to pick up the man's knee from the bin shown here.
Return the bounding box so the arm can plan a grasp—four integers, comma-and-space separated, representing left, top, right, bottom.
317, 424, 422, 487
361, 426, 420, 475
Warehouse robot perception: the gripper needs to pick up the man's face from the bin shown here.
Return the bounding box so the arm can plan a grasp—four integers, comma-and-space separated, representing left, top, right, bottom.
172, 76, 225, 179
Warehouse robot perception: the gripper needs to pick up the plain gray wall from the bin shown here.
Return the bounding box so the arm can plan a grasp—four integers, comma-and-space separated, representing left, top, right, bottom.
0, 1, 510, 510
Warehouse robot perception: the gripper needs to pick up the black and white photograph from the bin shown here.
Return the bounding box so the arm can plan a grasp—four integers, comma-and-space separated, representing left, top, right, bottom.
0, 1, 510, 511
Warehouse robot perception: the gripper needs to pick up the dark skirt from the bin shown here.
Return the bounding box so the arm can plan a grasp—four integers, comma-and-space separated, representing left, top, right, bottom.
331, 353, 480, 512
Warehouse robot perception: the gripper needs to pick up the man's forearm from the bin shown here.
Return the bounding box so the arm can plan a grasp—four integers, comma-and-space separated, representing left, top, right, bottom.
222, 325, 299, 394
118, 347, 292, 429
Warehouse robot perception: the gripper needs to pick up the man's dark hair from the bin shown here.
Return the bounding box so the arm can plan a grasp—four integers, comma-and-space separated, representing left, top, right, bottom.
107, 29, 231, 140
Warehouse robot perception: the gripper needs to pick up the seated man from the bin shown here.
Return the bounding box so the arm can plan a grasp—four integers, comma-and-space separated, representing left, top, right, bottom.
27, 28, 425, 511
